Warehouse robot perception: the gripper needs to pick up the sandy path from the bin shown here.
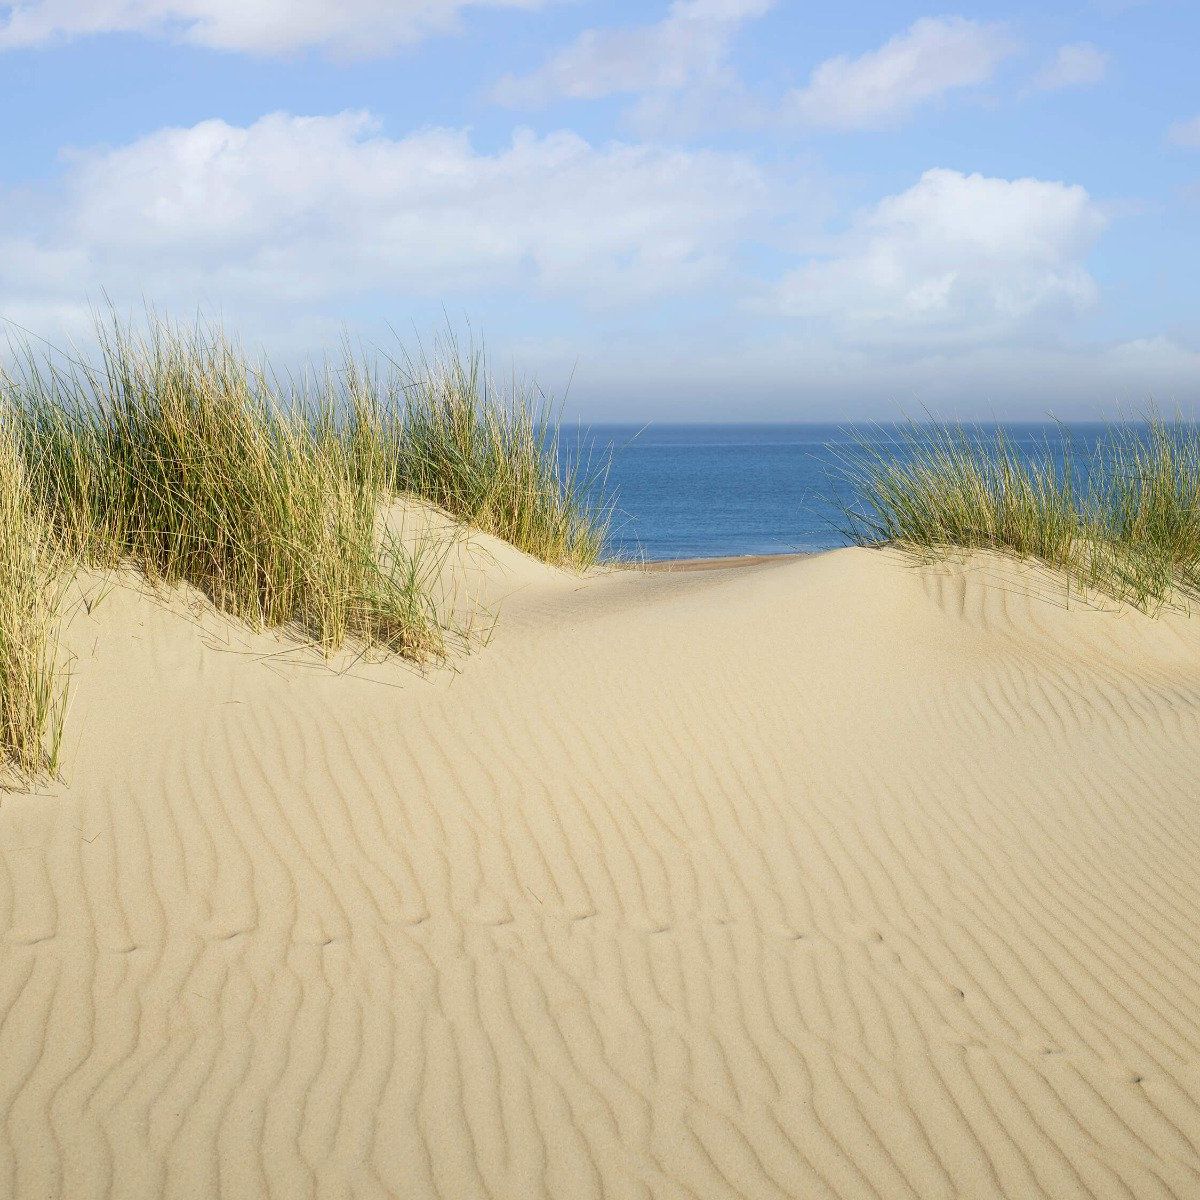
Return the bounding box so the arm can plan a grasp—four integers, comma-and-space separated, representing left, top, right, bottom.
3, 531, 1200, 1199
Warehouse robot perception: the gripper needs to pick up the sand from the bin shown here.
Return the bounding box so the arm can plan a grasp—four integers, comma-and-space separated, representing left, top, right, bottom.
4, 505, 1200, 1199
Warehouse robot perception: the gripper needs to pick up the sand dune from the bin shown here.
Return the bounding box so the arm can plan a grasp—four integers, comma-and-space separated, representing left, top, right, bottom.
4, 514, 1200, 1199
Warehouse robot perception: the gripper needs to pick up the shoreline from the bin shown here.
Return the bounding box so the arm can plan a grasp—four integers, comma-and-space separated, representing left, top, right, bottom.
620, 550, 815, 572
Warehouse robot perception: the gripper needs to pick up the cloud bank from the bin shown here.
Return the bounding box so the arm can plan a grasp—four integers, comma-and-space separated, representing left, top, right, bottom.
2, 107, 1173, 416
2, 111, 768, 327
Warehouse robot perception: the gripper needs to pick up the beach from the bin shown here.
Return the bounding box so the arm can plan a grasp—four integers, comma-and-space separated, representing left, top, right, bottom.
3, 508, 1199, 1199
4, 0, 1199, 1193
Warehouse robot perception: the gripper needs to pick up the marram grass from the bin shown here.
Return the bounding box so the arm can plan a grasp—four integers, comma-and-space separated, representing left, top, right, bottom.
384, 338, 610, 571
8, 319, 446, 660
0, 420, 67, 784
842, 419, 1200, 611
0, 314, 609, 784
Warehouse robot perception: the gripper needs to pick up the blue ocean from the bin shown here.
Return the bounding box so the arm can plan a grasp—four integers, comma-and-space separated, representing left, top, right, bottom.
574, 423, 1121, 561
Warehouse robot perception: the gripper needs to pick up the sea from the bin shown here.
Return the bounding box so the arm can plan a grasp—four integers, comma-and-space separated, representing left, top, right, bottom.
571, 422, 1125, 561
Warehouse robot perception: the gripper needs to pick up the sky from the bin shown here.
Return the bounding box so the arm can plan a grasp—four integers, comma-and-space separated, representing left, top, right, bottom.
0, 0, 1197, 420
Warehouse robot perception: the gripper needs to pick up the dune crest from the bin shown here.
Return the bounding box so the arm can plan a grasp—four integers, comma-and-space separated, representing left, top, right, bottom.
3, 547, 1200, 1199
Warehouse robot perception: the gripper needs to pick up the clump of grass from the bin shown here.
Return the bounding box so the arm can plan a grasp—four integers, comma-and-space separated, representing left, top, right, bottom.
1096, 420, 1200, 606
0, 419, 67, 783
8, 317, 444, 660
841, 418, 1200, 610
841, 423, 1082, 567
0, 312, 611, 784
377, 336, 610, 570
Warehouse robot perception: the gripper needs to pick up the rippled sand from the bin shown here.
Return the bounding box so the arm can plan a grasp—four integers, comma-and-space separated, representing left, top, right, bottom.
4, 508, 1200, 1198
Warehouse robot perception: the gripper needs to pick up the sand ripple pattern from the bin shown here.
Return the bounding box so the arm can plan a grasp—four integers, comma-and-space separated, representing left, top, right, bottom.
3, 548, 1200, 1198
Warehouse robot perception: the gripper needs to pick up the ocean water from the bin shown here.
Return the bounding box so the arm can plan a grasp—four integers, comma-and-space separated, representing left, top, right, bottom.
572, 423, 1122, 561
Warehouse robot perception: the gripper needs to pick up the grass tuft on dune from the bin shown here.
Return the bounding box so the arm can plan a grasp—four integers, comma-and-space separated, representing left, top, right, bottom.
843, 419, 1200, 610
0, 420, 67, 784
384, 338, 610, 571
0, 312, 607, 783
9, 317, 448, 662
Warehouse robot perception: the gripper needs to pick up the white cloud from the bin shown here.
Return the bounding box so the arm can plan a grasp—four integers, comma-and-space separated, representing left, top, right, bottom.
1167, 115, 1200, 149
10, 111, 768, 313
1031, 42, 1110, 91
785, 17, 1018, 131
0, 0, 550, 56
493, 0, 772, 106
775, 168, 1107, 344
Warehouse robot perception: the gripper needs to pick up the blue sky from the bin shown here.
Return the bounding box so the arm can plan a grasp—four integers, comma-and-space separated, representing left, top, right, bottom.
0, 0, 1197, 419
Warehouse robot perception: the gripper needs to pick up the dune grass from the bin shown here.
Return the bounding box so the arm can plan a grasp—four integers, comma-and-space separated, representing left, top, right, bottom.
7, 319, 447, 661
0, 313, 608, 784
842, 418, 1200, 610
0, 421, 67, 784
384, 340, 610, 570
329, 335, 610, 570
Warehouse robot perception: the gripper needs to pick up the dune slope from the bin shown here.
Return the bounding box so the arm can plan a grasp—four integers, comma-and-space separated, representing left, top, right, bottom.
3, 539, 1200, 1199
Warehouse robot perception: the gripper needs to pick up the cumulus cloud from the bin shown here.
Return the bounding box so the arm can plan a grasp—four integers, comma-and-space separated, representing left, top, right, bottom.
0, 0, 550, 56
1167, 115, 1200, 149
493, 0, 772, 106
775, 168, 1107, 343
784, 17, 1018, 131
10, 111, 768, 313
1031, 42, 1110, 91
